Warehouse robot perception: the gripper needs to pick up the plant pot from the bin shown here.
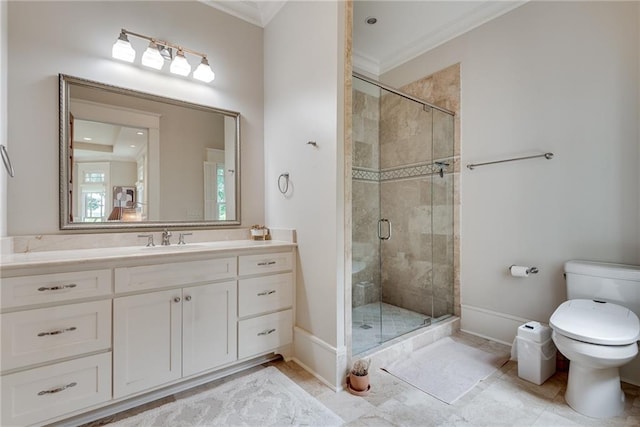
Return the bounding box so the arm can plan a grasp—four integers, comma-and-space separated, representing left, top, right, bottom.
349, 372, 369, 392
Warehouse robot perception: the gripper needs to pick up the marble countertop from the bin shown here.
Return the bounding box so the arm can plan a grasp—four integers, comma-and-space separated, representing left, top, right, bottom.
0, 240, 296, 270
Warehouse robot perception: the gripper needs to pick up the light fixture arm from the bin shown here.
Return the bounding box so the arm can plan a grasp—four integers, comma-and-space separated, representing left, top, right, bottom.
120, 28, 208, 60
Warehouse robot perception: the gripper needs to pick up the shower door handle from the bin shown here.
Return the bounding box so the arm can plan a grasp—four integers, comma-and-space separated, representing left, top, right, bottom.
378, 218, 391, 240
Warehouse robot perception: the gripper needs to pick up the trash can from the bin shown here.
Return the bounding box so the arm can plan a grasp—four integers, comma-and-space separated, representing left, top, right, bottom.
516, 321, 556, 385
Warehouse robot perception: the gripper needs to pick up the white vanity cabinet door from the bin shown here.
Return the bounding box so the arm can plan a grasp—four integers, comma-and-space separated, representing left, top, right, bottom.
238, 309, 293, 359
113, 289, 182, 398
182, 281, 237, 377
1, 269, 112, 309
238, 252, 293, 276
1, 300, 111, 371
1, 352, 111, 427
238, 273, 293, 318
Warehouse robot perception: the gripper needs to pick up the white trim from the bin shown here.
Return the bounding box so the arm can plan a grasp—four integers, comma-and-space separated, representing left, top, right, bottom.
199, 0, 286, 28
378, 1, 528, 74
292, 326, 345, 391
352, 52, 380, 77
460, 304, 532, 346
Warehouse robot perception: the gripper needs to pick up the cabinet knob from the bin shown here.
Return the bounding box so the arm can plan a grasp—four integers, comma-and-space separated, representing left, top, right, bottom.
185, 295, 192, 301
174, 297, 181, 303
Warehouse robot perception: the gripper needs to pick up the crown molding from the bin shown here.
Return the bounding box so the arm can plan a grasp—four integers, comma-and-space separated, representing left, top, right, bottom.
200, 1, 286, 27
378, 1, 527, 74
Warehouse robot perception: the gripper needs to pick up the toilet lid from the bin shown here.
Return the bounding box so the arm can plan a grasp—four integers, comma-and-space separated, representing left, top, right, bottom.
550, 299, 640, 345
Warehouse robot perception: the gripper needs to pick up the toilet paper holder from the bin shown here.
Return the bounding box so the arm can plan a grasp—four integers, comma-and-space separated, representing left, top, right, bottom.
510, 265, 539, 276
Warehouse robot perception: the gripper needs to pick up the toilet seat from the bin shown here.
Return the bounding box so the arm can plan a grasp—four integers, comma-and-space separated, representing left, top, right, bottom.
550, 299, 640, 345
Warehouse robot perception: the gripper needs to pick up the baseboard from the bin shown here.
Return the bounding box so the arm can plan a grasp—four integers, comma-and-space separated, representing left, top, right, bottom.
460, 304, 533, 346
292, 326, 346, 391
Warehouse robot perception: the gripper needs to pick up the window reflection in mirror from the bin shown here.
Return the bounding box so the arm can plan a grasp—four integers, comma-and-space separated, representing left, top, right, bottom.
59, 75, 240, 230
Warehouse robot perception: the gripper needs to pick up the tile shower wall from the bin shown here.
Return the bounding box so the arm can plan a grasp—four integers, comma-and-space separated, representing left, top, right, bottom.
398, 64, 460, 318
352, 64, 460, 318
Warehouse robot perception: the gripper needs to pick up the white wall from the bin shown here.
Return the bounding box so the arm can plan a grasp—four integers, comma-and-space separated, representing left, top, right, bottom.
264, 1, 346, 388
383, 1, 640, 341
7, 1, 264, 235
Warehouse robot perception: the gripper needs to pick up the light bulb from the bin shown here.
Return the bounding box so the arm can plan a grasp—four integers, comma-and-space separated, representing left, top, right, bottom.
141, 41, 164, 70
112, 31, 136, 63
170, 50, 191, 76
193, 57, 215, 83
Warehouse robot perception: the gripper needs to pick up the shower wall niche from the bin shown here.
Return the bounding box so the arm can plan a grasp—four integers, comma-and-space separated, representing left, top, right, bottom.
352, 64, 459, 355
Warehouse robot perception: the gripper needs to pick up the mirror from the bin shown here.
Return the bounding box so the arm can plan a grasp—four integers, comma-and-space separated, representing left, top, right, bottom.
59, 74, 240, 230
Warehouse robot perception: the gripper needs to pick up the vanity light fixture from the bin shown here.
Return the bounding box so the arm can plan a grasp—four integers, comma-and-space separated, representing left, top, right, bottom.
193, 57, 216, 83
112, 30, 136, 63
169, 49, 191, 76
141, 41, 164, 70
111, 29, 215, 83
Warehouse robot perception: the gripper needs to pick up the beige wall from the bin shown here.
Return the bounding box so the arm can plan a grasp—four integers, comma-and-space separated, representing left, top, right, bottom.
264, 0, 346, 387
6, 1, 264, 234
383, 2, 640, 342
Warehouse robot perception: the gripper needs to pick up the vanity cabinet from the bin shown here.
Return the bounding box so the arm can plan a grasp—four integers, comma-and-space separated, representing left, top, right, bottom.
237, 253, 294, 360
1, 242, 295, 426
113, 281, 237, 398
0, 270, 113, 427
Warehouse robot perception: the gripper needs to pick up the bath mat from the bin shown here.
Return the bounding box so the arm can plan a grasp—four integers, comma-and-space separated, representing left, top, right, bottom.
108, 366, 343, 426
382, 337, 509, 404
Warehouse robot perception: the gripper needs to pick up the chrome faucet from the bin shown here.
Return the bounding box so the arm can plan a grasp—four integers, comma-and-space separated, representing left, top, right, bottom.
161, 228, 172, 246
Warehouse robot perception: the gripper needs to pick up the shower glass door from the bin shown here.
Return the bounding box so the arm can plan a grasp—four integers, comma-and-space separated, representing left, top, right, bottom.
352, 75, 455, 355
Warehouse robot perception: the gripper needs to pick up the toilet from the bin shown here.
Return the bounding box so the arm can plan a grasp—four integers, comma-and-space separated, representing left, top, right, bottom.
549, 260, 640, 419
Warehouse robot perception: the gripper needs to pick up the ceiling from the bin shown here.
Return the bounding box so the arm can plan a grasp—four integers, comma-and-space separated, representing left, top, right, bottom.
353, 1, 527, 75
203, 1, 527, 76
74, 120, 147, 162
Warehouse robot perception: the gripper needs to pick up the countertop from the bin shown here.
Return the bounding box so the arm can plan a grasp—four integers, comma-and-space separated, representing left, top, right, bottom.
0, 240, 296, 270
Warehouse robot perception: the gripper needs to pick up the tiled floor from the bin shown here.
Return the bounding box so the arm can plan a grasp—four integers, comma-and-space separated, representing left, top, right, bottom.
87, 331, 640, 427
282, 332, 640, 426
352, 302, 430, 355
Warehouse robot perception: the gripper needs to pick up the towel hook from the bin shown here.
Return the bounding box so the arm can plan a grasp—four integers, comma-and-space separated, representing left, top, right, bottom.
1, 145, 14, 177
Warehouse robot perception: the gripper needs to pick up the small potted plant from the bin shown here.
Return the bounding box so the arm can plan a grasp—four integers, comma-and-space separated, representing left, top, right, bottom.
250, 225, 269, 240
348, 358, 371, 395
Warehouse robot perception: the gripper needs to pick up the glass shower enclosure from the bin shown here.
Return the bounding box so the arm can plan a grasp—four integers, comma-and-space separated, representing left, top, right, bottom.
351, 74, 455, 355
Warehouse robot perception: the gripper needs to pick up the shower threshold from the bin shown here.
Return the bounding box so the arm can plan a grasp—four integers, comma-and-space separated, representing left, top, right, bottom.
352, 302, 433, 355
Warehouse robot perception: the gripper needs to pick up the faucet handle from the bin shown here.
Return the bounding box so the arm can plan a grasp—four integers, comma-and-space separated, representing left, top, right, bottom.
178, 232, 193, 245
138, 234, 155, 247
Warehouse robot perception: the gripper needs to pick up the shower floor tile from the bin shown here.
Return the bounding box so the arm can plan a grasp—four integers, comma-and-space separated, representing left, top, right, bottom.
352, 302, 429, 355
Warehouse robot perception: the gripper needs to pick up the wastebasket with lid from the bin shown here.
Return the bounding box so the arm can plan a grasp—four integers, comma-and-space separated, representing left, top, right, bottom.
516, 321, 556, 385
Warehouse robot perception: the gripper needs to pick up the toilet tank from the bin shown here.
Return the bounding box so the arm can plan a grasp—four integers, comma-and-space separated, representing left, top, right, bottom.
565, 260, 640, 317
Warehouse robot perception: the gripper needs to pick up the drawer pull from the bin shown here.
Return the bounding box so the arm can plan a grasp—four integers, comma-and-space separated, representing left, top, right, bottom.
258, 328, 276, 336
257, 261, 277, 266
37, 381, 77, 396
257, 290, 277, 296
38, 283, 77, 292
37, 326, 77, 337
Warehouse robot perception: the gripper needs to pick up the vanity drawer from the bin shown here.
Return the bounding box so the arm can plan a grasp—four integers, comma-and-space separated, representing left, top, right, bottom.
238, 273, 293, 318
1, 300, 112, 371
238, 252, 293, 276
115, 257, 236, 293
238, 309, 293, 359
1, 352, 111, 427
1, 269, 112, 309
